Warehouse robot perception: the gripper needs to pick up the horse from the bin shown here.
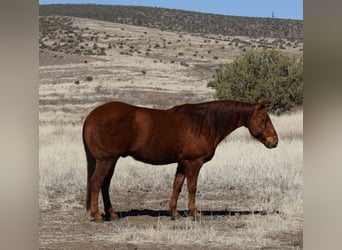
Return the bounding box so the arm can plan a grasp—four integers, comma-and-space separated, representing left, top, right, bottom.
82, 100, 278, 221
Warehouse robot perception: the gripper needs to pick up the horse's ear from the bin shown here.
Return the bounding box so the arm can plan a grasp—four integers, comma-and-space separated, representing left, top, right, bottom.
256, 100, 268, 110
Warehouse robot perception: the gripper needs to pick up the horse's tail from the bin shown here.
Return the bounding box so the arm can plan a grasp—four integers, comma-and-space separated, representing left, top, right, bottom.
83, 119, 96, 211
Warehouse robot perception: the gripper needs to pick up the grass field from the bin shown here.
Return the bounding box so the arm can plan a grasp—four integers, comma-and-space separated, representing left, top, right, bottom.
39, 16, 303, 249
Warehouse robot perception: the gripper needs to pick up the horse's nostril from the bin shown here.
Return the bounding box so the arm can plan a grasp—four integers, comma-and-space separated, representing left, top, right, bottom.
266, 137, 278, 148
274, 138, 279, 146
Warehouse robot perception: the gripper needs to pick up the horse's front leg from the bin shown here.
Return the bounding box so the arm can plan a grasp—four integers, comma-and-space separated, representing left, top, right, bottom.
183, 159, 203, 218
169, 163, 186, 219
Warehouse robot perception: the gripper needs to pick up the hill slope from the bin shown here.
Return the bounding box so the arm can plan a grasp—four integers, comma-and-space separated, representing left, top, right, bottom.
39, 4, 302, 40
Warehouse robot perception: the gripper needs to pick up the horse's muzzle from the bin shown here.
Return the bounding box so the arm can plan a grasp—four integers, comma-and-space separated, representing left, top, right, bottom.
265, 137, 278, 148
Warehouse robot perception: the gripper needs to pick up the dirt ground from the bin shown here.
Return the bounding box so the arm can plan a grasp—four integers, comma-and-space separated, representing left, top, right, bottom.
39, 190, 302, 249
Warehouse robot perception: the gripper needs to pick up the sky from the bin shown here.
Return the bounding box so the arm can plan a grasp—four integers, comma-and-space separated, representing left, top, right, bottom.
39, 0, 303, 20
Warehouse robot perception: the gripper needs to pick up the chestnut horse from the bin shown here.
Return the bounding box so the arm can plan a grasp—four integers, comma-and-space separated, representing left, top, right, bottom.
83, 100, 278, 221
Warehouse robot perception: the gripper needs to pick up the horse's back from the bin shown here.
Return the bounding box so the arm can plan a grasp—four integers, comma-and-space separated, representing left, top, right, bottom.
88, 101, 135, 116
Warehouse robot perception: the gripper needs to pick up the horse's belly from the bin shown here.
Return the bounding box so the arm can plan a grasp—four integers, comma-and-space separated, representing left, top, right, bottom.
130, 147, 178, 165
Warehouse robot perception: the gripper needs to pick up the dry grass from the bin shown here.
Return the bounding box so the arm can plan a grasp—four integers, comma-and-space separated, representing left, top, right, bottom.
89, 214, 301, 249
39, 17, 302, 249
39, 110, 302, 248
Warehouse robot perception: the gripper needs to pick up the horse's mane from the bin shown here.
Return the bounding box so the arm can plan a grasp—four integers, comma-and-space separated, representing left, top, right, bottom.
177, 100, 254, 140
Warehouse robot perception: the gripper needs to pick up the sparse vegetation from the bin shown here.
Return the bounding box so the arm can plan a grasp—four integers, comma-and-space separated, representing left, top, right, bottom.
39, 16, 111, 56
39, 4, 303, 40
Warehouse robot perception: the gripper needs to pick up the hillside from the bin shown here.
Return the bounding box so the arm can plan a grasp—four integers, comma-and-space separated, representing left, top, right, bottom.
39, 4, 303, 40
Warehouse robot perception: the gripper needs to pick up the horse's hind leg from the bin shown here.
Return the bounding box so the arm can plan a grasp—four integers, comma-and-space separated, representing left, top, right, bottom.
90, 159, 115, 221
101, 158, 119, 220
169, 163, 186, 219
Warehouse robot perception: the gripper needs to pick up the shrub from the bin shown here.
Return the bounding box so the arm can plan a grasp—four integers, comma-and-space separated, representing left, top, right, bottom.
208, 49, 303, 114
180, 61, 189, 67
86, 76, 93, 82
98, 49, 106, 56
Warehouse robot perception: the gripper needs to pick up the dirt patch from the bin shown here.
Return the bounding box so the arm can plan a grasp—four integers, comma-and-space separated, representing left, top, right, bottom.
39, 191, 302, 249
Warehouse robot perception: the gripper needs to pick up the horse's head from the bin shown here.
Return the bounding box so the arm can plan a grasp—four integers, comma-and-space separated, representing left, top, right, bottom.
248, 100, 278, 148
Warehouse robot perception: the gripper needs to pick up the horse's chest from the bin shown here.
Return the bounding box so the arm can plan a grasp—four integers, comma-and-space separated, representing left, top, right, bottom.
178, 135, 215, 161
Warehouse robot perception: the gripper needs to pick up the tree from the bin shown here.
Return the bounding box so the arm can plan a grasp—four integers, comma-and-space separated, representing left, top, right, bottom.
208, 49, 303, 114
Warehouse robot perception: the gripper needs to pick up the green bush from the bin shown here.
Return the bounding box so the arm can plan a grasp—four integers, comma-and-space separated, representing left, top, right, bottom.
208, 49, 303, 114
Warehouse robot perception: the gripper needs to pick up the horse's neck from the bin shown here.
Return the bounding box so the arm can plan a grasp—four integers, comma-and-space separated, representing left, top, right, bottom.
215, 102, 254, 144
236, 102, 254, 128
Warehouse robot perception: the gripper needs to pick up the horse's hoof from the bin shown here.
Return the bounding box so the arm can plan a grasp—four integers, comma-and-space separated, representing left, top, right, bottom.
171, 214, 182, 221
103, 212, 120, 221
92, 215, 104, 222
170, 210, 182, 220
192, 214, 201, 221
109, 213, 120, 221
189, 208, 201, 220
94, 218, 104, 223
106, 208, 120, 221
